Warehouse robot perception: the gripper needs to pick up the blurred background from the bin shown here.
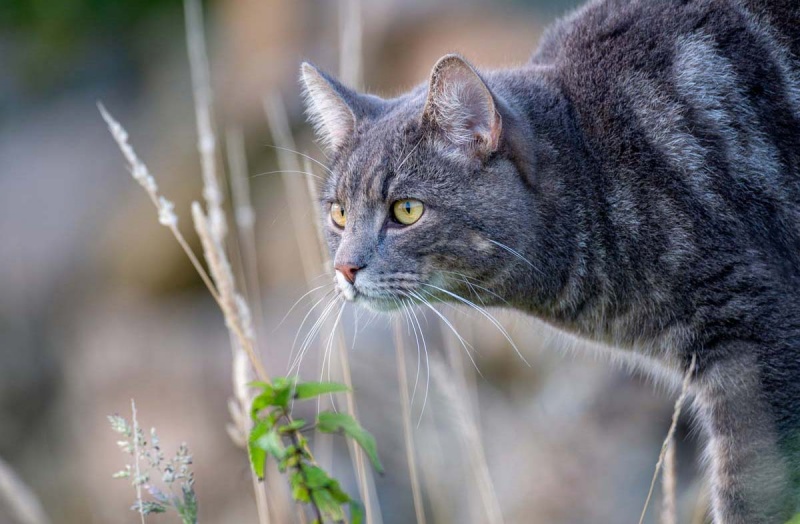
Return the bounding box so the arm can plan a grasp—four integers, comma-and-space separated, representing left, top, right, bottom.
0, 0, 707, 522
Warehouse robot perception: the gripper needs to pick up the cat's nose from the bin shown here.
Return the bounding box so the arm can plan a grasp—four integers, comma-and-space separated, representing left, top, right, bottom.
335, 263, 362, 284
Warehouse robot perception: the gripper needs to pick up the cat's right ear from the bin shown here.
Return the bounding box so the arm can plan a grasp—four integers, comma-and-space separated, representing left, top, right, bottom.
422, 54, 502, 159
300, 62, 378, 152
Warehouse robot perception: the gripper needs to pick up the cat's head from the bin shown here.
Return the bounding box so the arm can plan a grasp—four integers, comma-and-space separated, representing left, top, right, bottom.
300, 54, 541, 312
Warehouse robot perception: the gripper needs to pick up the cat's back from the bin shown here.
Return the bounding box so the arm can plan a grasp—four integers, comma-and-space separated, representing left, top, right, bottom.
530, 0, 800, 270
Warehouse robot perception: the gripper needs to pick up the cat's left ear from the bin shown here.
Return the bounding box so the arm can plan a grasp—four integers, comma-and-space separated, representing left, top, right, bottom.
422, 54, 502, 157
300, 62, 383, 152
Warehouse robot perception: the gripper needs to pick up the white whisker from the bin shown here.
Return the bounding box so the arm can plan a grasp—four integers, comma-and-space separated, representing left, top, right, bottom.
423, 283, 531, 367
487, 238, 543, 275
264, 144, 334, 176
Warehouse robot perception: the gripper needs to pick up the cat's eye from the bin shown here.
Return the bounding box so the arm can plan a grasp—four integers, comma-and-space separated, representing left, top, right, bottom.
392, 199, 424, 225
330, 202, 346, 228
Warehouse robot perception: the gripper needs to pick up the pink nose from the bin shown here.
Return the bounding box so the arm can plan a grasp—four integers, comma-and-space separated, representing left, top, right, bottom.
335, 264, 361, 284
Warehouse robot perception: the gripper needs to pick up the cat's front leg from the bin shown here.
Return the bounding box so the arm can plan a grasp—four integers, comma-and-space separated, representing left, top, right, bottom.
694, 352, 796, 524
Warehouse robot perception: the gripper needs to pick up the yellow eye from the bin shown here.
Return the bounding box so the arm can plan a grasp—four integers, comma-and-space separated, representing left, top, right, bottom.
392, 199, 424, 225
330, 202, 346, 228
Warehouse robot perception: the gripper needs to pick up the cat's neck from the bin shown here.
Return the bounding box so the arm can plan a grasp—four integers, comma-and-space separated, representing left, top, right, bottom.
486, 66, 667, 351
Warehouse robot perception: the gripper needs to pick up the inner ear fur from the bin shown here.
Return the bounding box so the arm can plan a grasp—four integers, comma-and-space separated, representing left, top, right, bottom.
422, 54, 502, 156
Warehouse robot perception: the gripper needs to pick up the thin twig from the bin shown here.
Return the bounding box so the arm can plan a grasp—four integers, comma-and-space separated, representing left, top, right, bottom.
393, 319, 427, 524
442, 315, 504, 524
184, 0, 225, 243
97, 103, 222, 307
639, 354, 697, 524
265, 94, 379, 522
339, 0, 363, 89
131, 399, 146, 524
0, 456, 51, 524
661, 439, 677, 524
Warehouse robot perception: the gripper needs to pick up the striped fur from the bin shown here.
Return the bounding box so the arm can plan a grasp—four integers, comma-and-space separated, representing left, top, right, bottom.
301, 0, 800, 520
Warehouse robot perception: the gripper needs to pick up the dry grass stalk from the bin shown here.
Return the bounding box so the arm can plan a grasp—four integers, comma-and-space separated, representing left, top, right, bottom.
302, 155, 383, 524
97, 104, 221, 307
102, 2, 276, 522
184, 0, 225, 243
339, 0, 363, 89
224, 128, 281, 524
0, 456, 51, 524
131, 399, 146, 524
639, 354, 697, 524
225, 127, 265, 338
415, 395, 452, 524
660, 439, 677, 524
392, 319, 428, 524
690, 481, 709, 524
263, 93, 380, 523
437, 319, 504, 524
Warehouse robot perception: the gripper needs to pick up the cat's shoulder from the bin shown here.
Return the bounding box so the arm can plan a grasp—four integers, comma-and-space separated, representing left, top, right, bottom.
530, 0, 787, 66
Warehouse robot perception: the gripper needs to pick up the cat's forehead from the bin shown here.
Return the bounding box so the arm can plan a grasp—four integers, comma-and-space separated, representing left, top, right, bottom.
332, 106, 425, 203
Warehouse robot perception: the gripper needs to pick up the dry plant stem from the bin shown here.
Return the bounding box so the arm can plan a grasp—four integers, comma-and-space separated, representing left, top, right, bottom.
97, 104, 222, 308
304, 156, 379, 524
660, 440, 677, 524
393, 319, 427, 524
339, 0, 363, 89
226, 128, 286, 524
690, 482, 709, 524
226, 127, 265, 341
0, 456, 51, 524
131, 400, 146, 524
438, 317, 504, 524
184, 0, 226, 243
191, 204, 268, 377
264, 95, 376, 522
639, 354, 697, 524
415, 386, 455, 524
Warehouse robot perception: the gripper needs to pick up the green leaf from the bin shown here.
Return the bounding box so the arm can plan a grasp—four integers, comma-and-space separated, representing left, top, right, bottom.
248, 419, 272, 478
317, 412, 383, 473
250, 378, 296, 419
312, 488, 346, 521
254, 429, 285, 461
289, 472, 310, 503
279, 419, 307, 433
326, 477, 351, 504
250, 388, 277, 421
293, 381, 350, 400
349, 501, 365, 524
302, 464, 333, 490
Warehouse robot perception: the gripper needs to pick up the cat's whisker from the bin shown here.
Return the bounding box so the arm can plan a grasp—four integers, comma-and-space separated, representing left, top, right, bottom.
277, 282, 335, 331
399, 298, 423, 410
438, 271, 509, 307
289, 294, 342, 376
318, 301, 346, 414
487, 238, 543, 275
408, 290, 484, 378
287, 289, 338, 371
264, 144, 334, 177
251, 169, 323, 181
422, 283, 531, 367
403, 294, 430, 426
397, 137, 423, 171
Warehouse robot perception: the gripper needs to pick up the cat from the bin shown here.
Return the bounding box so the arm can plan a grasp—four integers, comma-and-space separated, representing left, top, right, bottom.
299, 0, 800, 522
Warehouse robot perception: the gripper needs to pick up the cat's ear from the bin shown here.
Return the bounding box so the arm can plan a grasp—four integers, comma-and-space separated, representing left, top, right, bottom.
300, 62, 381, 152
422, 54, 502, 157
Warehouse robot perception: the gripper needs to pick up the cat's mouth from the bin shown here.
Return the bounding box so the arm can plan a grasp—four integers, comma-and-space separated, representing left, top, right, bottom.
334, 272, 415, 312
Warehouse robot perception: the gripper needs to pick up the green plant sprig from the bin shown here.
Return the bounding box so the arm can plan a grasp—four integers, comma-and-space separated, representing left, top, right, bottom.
248, 378, 383, 524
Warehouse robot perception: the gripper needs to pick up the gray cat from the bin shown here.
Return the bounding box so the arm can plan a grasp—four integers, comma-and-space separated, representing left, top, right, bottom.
299, 0, 800, 521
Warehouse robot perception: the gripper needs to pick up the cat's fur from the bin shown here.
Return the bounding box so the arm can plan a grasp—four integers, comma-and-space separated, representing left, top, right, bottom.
300, 0, 800, 521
